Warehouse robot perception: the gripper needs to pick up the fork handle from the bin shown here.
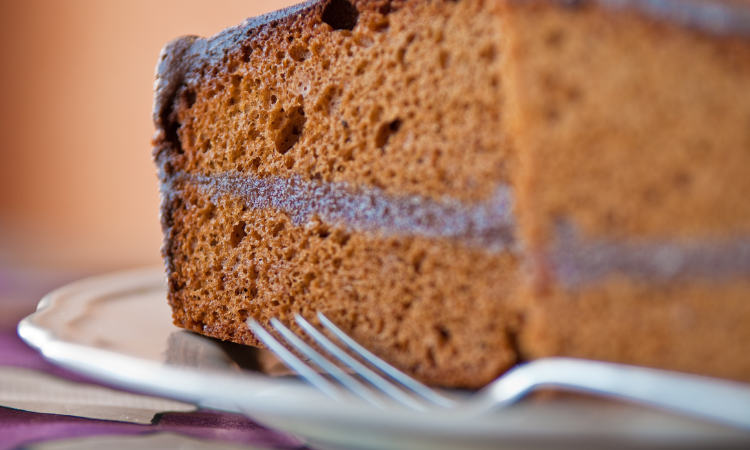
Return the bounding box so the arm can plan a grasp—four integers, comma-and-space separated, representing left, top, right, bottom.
479, 358, 750, 431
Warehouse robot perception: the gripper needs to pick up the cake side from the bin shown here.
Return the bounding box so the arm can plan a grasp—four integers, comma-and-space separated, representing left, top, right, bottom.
500, 0, 750, 381
153, 0, 520, 388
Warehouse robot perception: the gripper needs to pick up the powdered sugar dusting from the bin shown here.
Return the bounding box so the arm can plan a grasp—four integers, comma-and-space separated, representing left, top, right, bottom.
551, 221, 750, 287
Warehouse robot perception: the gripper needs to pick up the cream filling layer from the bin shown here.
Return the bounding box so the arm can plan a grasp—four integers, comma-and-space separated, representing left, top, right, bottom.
591, 0, 750, 37
550, 222, 750, 287
187, 172, 517, 252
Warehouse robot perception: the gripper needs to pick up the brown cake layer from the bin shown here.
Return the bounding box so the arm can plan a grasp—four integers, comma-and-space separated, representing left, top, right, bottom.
502, 0, 750, 243
154, 0, 511, 204
522, 278, 750, 382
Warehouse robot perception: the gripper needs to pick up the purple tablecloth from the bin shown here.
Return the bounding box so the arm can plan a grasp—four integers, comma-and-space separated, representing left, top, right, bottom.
0, 405, 302, 450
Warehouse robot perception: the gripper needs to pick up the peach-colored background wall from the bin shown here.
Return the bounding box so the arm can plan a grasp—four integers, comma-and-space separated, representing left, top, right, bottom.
0, 0, 298, 270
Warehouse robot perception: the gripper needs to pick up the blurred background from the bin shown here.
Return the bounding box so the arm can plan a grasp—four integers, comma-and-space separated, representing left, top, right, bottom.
0, 0, 297, 324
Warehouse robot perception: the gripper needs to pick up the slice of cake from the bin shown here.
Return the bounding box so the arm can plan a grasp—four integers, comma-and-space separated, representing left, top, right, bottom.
499, 0, 750, 382
153, 0, 520, 388
154, 0, 750, 388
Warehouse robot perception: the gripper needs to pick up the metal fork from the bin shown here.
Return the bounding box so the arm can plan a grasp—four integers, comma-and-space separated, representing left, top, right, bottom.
248, 312, 750, 431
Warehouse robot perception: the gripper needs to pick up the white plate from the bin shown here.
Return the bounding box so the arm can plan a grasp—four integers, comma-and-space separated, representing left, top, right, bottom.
18, 267, 750, 450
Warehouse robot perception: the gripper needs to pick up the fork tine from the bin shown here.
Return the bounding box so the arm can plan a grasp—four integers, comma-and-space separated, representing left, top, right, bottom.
317, 313, 457, 408
269, 318, 387, 409
294, 314, 428, 411
247, 319, 343, 401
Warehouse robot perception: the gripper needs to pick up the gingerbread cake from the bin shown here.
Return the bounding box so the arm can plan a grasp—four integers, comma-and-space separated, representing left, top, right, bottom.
153, 0, 750, 389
